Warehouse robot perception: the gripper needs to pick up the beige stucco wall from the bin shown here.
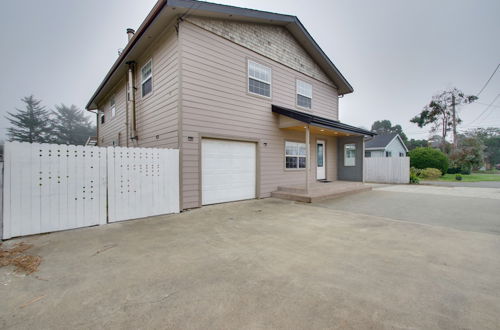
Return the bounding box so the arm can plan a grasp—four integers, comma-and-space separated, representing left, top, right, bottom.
180, 21, 339, 209
186, 16, 335, 87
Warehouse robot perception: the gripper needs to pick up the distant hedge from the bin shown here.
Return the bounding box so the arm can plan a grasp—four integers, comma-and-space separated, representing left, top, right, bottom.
408, 147, 448, 175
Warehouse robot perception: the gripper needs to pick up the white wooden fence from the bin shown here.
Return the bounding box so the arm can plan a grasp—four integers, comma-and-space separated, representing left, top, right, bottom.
107, 147, 179, 223
2, 142, 179, 239
364, 157, 410, 184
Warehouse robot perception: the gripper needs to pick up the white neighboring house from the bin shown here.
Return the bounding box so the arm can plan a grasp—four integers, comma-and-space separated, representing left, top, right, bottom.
365, 133, 408, 158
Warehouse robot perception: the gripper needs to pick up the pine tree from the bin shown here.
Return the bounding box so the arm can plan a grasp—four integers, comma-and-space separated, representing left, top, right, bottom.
5, 95, 54, 143
52, 104, 96, 145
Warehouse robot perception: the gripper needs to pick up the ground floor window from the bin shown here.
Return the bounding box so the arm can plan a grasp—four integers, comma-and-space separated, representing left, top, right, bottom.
365, 151, 371, 157
399, 152, 405, 157
385, 151, 392, 157
285, 141, 306, 169
344, 144, 356, 166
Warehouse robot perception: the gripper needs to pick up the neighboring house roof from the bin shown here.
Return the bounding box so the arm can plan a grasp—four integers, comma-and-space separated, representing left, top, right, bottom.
272, 105, 375, 136
86, 0, 354, 110
365, 133, 408, 152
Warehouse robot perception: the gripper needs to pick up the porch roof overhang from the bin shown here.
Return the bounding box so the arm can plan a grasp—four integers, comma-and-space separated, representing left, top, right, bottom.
272, 105, 375, 137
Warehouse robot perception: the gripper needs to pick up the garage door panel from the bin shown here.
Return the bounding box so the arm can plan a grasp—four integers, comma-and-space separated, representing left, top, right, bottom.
202, 139, 256, 205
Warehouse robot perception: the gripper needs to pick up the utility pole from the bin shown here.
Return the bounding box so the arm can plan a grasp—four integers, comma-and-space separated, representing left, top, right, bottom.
452, 94, 457, 149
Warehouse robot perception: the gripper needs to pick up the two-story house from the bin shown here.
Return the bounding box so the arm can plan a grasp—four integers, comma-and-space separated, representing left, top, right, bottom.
86, 0, 374, 210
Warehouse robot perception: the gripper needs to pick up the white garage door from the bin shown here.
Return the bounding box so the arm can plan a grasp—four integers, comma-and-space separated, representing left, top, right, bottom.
202, 139, 256, 205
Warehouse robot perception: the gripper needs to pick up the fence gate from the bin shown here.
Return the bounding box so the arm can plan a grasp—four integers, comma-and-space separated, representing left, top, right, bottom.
3, 142, 107, 239
107, 147, 179, 222
2, 142, 180, 239
364, 157, 410, 184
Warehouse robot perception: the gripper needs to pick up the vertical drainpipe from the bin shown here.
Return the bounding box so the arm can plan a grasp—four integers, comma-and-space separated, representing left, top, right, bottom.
305, 125, 310, 194
95, 111, 99, 146
126, 61, 137, 144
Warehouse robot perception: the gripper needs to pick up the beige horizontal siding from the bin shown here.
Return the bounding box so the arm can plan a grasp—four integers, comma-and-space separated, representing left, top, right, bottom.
180, 22, 339, 209
97, 77, 127, 147
133, 24, 179, 149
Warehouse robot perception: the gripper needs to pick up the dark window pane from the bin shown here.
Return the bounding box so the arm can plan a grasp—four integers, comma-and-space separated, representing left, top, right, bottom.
299, 157, 306, 168
297, 94, 311, 108
286, 156, 297, 169
142, 78, 152, 97
249, 78, 270, 97
317, 144, 323, 166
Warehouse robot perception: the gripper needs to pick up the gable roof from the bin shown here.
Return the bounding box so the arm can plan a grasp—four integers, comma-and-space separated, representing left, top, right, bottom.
86, 0, 354, 110
365, 133, 408, 152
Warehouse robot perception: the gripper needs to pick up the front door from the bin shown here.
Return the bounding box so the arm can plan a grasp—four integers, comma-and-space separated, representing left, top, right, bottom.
316, 140, 326, 180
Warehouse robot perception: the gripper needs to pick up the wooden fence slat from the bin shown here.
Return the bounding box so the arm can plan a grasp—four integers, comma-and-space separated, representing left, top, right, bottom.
364, 157, 410, 184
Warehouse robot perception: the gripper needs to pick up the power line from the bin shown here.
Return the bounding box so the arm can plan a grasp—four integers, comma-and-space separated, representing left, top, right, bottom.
464, 93, 500, 127
477, 63, 500, 96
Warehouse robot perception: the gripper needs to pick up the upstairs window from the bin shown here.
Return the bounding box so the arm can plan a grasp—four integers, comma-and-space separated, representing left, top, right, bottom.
141, 60, 153, 97
248, 60, 271, 97
110, 96, 116, 118
296, 80, 312, 109
285, 141, 306, 169
385, 151, 392, 157
365, 151, 371, 158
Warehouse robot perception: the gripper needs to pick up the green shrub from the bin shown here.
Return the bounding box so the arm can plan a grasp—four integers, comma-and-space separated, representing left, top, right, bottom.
419, 168, 442, 179
447, 167, 461, 174
455, 174, 463, 181
409, 147, 449, 174
460, 166, 472, 175
409, 167, 420, 184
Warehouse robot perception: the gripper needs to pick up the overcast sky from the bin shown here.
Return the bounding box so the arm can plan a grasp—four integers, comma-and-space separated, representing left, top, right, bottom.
1, 0, 499, 141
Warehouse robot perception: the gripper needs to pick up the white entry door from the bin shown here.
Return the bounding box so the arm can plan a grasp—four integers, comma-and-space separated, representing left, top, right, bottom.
316, 140, 326, 180
201, 139, 256, 205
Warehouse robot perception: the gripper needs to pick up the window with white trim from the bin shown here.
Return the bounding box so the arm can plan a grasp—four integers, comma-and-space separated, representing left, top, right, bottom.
141, 60, 153, 97
248, 60, 271, 97
399, 152, 405, 157
385, 151, 392, 157
110, 96, 116, 118
296, 80, 312, 108
365, 151, 371, 157
285, 141, 307, 169
344, 144, 356, 166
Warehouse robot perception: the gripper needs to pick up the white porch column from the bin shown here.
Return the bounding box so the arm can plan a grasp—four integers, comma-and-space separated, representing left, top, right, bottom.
305, 125, 310, 194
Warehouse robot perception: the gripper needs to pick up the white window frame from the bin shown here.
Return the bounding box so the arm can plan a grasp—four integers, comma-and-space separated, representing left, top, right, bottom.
285, 141, 307, 169
296, 79, 312, 109
247, 60, 272, 98
141, 59, 153, 98
110, 96, 116, 118
386, 151, 392, 157
344, 144, 356, 167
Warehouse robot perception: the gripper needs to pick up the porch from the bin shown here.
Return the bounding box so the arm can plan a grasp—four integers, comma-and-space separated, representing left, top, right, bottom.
271, 180, 372, 203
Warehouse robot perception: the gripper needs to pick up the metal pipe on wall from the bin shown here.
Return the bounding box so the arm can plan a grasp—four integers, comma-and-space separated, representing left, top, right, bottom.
126, 61, 137, 143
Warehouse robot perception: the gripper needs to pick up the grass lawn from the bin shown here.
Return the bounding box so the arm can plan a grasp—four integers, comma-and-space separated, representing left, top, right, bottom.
437, 173, 500, 182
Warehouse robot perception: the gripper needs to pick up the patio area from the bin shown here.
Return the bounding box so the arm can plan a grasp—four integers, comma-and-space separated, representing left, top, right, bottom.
271, 180, 371, 203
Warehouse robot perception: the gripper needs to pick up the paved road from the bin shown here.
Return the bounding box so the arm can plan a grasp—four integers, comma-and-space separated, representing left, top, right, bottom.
421, 180, 500, 188
317, 184, 500, 235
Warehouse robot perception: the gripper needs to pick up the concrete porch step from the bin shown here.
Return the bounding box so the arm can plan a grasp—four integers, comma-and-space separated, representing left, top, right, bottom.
271, 185, 372, 203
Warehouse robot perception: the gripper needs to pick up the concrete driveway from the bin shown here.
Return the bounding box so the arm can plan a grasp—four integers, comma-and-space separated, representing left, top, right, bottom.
1, 186, 500, 329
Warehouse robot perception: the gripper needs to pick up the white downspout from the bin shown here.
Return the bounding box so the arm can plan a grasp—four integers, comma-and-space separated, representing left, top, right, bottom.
126, 61, 137, 143
305, 125, 310, 194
